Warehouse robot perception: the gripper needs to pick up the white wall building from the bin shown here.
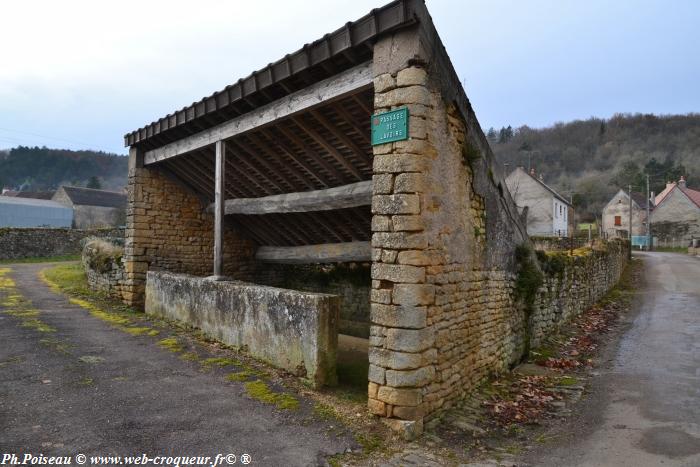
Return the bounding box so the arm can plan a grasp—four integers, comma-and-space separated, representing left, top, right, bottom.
0, 196, 73, 228
505, 167, 572, 237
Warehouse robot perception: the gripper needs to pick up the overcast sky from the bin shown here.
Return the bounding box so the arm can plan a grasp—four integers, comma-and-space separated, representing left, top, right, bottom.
0, 0, 698, 155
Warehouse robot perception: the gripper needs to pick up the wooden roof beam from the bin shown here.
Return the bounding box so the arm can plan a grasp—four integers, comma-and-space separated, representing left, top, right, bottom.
256, 241, 371, 264
206, 180, 371, 215
143, 61, 372, 165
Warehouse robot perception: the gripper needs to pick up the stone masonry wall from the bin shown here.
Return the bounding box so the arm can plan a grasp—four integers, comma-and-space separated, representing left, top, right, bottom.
0, 227, 123, 260
530, 240, 629, 348
82, 239, 127, 300
367, 61, 528, 434
122, 163, 256, 307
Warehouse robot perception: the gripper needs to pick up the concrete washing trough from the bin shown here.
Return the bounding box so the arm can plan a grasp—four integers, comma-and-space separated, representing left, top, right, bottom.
144, 271, 340, 388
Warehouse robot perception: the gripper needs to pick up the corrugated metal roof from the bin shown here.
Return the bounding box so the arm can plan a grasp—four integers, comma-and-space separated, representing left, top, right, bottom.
124, 0, 416, 150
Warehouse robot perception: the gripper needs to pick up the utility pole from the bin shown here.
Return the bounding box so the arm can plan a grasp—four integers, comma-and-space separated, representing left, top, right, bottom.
646, 174, 651, 251
629, 184, 633, 258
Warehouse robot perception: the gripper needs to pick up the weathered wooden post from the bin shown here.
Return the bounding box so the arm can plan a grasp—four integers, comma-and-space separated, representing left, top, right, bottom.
213, 140, 226, 278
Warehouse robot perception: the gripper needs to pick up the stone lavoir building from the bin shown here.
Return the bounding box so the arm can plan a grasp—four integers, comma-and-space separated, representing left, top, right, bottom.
121, 0, 622, 436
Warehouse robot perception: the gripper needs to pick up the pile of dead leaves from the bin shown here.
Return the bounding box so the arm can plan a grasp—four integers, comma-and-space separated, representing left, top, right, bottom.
483, 376, 562, 426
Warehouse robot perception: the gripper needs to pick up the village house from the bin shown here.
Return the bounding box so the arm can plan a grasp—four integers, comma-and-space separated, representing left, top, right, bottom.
651, 176, 700, 246
505, 166, 572, 237
601, 189, 651, 240
52, 186, 126, 229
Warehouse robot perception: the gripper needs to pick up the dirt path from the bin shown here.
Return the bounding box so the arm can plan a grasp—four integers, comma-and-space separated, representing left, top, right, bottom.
0, 263, 354, 466
522, 252, 700, 467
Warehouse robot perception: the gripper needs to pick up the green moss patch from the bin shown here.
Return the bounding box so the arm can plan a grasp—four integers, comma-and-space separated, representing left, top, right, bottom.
122, 326, 159, 336
558, 376, 579, 386
180, 352, 199, 362
201, 357, 241, 368
244, 380, 299, 410
157, 337, 184, 353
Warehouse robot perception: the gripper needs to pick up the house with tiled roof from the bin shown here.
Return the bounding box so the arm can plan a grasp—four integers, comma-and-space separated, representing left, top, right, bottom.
52, 186, 126, 229
650, 176, 700, 247
505, 167, 573, 237
602, 189, 653, 240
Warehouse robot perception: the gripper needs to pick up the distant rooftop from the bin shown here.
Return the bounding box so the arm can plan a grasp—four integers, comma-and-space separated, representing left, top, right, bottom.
58, 186, 126, 208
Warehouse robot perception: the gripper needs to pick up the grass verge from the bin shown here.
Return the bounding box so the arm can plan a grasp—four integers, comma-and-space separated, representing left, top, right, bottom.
0, 255, 80, 265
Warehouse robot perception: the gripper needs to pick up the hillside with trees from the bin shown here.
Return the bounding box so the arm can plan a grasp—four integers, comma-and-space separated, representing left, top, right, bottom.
0, 146, 127, 192
488, 113, 700, 221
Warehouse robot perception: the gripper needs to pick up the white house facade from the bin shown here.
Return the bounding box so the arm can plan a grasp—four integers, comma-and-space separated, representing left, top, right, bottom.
505, 167, 572, 237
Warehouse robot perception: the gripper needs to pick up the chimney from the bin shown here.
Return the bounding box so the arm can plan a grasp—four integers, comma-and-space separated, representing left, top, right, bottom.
530, 167, 536, 177
538, 173, 544, 182
679, 175, 687, 188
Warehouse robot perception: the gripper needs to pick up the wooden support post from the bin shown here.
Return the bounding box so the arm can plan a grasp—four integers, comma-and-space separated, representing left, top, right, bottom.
213, 140, 226, 278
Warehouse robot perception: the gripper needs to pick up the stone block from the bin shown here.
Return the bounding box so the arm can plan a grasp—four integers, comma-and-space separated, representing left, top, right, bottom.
371, 304, 427, 329
371, 194, 420, 215
381, 249, 398, 263
377, 386, 422, 406
386, 327, 435, 352
386, 366, 435, 387
396, 67, 428, 87
394, 173, 426, 193
374, 86, 432, 108
374, 73, 396, 93
368, 382, 380, 399
372, 232, 428, 250
370, 288, 392, 305
373, 154, 428, 173
392, 215, 425, 232
369, 348, 423, 370
371, 263, 426, 283
372, 174, 394, 194
368, 364, 386, 384
393, 284, 435, 306
383, 418, 424, 441
371, 215, 391, 232
397, 250, 435, 266
368, 398, 386, 416
392, 404, 424, 421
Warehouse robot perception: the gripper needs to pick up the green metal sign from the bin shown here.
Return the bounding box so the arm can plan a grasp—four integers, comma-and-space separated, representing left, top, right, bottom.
371, 108, 409, 145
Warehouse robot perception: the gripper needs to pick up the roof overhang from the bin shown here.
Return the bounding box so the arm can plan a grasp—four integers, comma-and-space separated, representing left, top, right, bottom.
124, 0, 417, 151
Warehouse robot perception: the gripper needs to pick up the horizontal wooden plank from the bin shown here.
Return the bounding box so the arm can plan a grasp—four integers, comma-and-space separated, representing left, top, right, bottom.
256, 241, 371, 264
207, 181, 372, 215
144, 61, 372, 165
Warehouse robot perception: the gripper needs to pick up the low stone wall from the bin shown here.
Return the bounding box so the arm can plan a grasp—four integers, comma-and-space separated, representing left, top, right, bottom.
530, 240, 629, 347
530, 236, 589, 252
144, 271, 339, 388
689, 247, 699, 256
0, 227, 123, 260
82, 239, 127, 300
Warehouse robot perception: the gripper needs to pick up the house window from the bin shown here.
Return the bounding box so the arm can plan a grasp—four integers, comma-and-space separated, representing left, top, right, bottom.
614, 215, 622, 226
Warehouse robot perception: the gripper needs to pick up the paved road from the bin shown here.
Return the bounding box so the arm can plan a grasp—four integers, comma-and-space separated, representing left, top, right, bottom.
524, 252, 700, 467
0, 263, 353, 466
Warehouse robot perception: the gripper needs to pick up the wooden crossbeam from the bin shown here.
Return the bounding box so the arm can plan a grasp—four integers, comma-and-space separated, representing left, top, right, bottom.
144, 61, 372, 165
256, 241, 371, 264
206, 180, 372, 215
